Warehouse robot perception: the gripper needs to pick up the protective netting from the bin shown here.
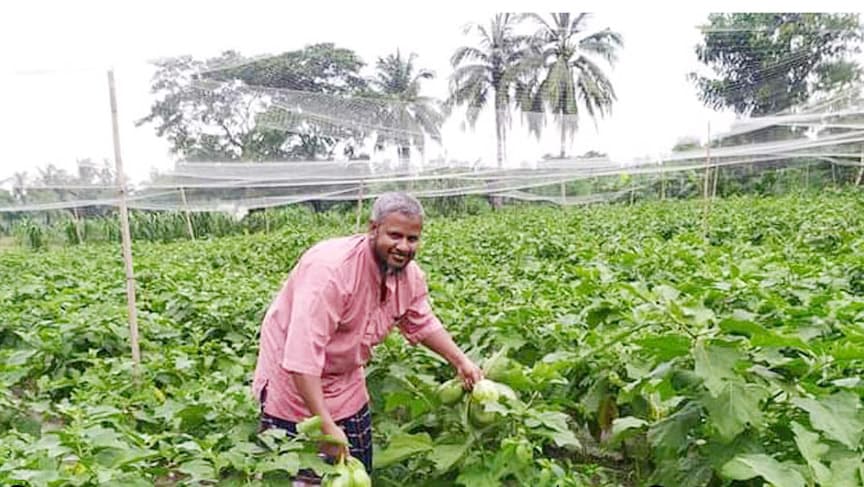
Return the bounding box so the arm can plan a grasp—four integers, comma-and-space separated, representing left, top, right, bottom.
2, 13, 864, 225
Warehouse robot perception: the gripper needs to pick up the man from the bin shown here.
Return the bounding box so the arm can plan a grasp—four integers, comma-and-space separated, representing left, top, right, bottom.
252, 192, 483, 478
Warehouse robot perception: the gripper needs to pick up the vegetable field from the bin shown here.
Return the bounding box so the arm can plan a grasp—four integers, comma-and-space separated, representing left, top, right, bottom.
2, 192, 864, 486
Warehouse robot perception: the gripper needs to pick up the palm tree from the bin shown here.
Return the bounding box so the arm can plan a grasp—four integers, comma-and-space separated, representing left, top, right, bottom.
371, 50, 443, 166
12, 172, 28, 207
449, 13, 535, 169
526, 13, 623, 158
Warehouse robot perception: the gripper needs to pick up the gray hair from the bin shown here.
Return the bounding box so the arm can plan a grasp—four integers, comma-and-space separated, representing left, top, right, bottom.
371, 192, 425, 222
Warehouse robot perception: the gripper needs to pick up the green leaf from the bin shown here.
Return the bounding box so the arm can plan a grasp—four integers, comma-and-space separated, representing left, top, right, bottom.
721, 454, 806, 487
693, 340, 741, 396
828, 452, 864, 487
610, 416, 648, 445
6, 349, 36, 366
684, 305, 715, 327
9, 468, 61, 486
428, 443, 468, 472
549, 428, 582, 450
179, 458, 217, 482
82, 425, 129, 450
373, 432, 433, 469
791, 421, 831, 485
256, 452, 300, 475
792, 391, 864, 449
30, 433, 70, 459
177, 404, 210, 429
649, 452, 715, 487
456, 466, 500, 487
636, 334, 692, 361
719, 316, 811, 350
100, 478, 152, 487
648, 402, 701, 455
701, 381, 767, 441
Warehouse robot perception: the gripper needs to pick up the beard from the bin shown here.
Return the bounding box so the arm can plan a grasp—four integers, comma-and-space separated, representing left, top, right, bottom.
371, 239, 413, 275
377, 248, 413, 275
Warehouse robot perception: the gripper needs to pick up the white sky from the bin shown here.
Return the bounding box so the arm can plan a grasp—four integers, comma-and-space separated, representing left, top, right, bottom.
0, 0, 861, 183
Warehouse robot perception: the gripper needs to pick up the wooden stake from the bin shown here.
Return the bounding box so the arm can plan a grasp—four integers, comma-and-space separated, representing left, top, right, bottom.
660, 168, 666, 200
108, 69, 141, 379
702, 122, 712, 240
355, 181, 364, 232
560, 180, 566, 206
711, 137, 721, 199
71, 207, 84, 244
179, 186, 195, 240
856, 151, 864, 186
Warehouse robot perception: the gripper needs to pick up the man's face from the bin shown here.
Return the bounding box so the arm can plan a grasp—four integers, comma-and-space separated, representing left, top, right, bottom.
369, 212, 423, 272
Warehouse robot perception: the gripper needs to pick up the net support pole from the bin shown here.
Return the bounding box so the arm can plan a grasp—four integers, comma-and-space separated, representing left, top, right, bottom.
629, 176, 635, 205
856, 151, 864, 186
661, 167, 667, 200
108, 69, 141, 379
711, 138, 721, 199
702, 121, 712, 240
72, 207, 84, 244
560, 180, 566, 206
355, 181, 364, 233
179, 186, 195, 240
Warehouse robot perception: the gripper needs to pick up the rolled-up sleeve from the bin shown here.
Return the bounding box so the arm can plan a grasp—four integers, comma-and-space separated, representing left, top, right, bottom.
398, 275, 445, 345
280, 273, 341, 376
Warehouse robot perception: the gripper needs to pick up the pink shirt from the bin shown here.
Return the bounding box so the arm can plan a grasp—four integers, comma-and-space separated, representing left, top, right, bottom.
252, 234, 444, 422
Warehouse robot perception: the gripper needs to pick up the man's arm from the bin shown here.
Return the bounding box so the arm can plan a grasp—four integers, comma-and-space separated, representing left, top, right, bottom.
292, 373, 349, 459
420, 329, 483, 389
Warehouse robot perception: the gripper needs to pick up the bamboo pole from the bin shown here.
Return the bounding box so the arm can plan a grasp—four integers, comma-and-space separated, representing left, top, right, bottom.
660, 168, 667, 201
560, 180, 566, 206
108, 69, 141, 379
711, 137, 721, 199
711, 164, 720, 199
355, 181, 364, 232
856, 151, 864, 186
629, 176, 635, 205
179, 186, 195, 240
702, 122, 712, 240
71, 207, 84, 244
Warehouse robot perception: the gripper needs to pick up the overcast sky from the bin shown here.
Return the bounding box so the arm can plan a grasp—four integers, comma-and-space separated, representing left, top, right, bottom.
0, 0, 860, 183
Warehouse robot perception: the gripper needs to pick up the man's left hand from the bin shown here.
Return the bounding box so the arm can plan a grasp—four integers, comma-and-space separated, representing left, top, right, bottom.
456, 358, 484, 390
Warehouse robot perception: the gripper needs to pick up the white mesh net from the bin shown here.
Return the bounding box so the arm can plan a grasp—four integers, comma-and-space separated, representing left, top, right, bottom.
1, 13, 863, 227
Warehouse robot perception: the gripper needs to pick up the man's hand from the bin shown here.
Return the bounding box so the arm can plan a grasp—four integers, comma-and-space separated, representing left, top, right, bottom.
456, 357, 484, 390
320, 420, 349, 461
420, 329, 484, 390
292, 374, 349, 460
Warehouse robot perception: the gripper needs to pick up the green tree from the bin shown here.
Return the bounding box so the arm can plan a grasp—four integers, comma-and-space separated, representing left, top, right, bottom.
524, 13, 623, 158
371, 50, 443, 165
691, 13, 863, 116
449, 13, 535, 168
137, 44, 371, 162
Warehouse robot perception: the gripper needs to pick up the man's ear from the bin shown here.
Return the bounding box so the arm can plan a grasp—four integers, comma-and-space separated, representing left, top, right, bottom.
368, 219, 377, 233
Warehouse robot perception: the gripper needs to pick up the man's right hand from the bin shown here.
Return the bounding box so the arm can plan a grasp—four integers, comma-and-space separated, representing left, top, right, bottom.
320, 420, 349, 461
292, 373, 350, 460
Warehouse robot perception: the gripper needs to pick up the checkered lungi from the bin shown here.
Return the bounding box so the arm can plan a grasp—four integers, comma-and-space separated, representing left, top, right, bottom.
259, 403, 373, 484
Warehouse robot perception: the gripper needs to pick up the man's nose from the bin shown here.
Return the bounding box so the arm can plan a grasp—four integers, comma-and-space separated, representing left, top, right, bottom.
396, 239, 412, 252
